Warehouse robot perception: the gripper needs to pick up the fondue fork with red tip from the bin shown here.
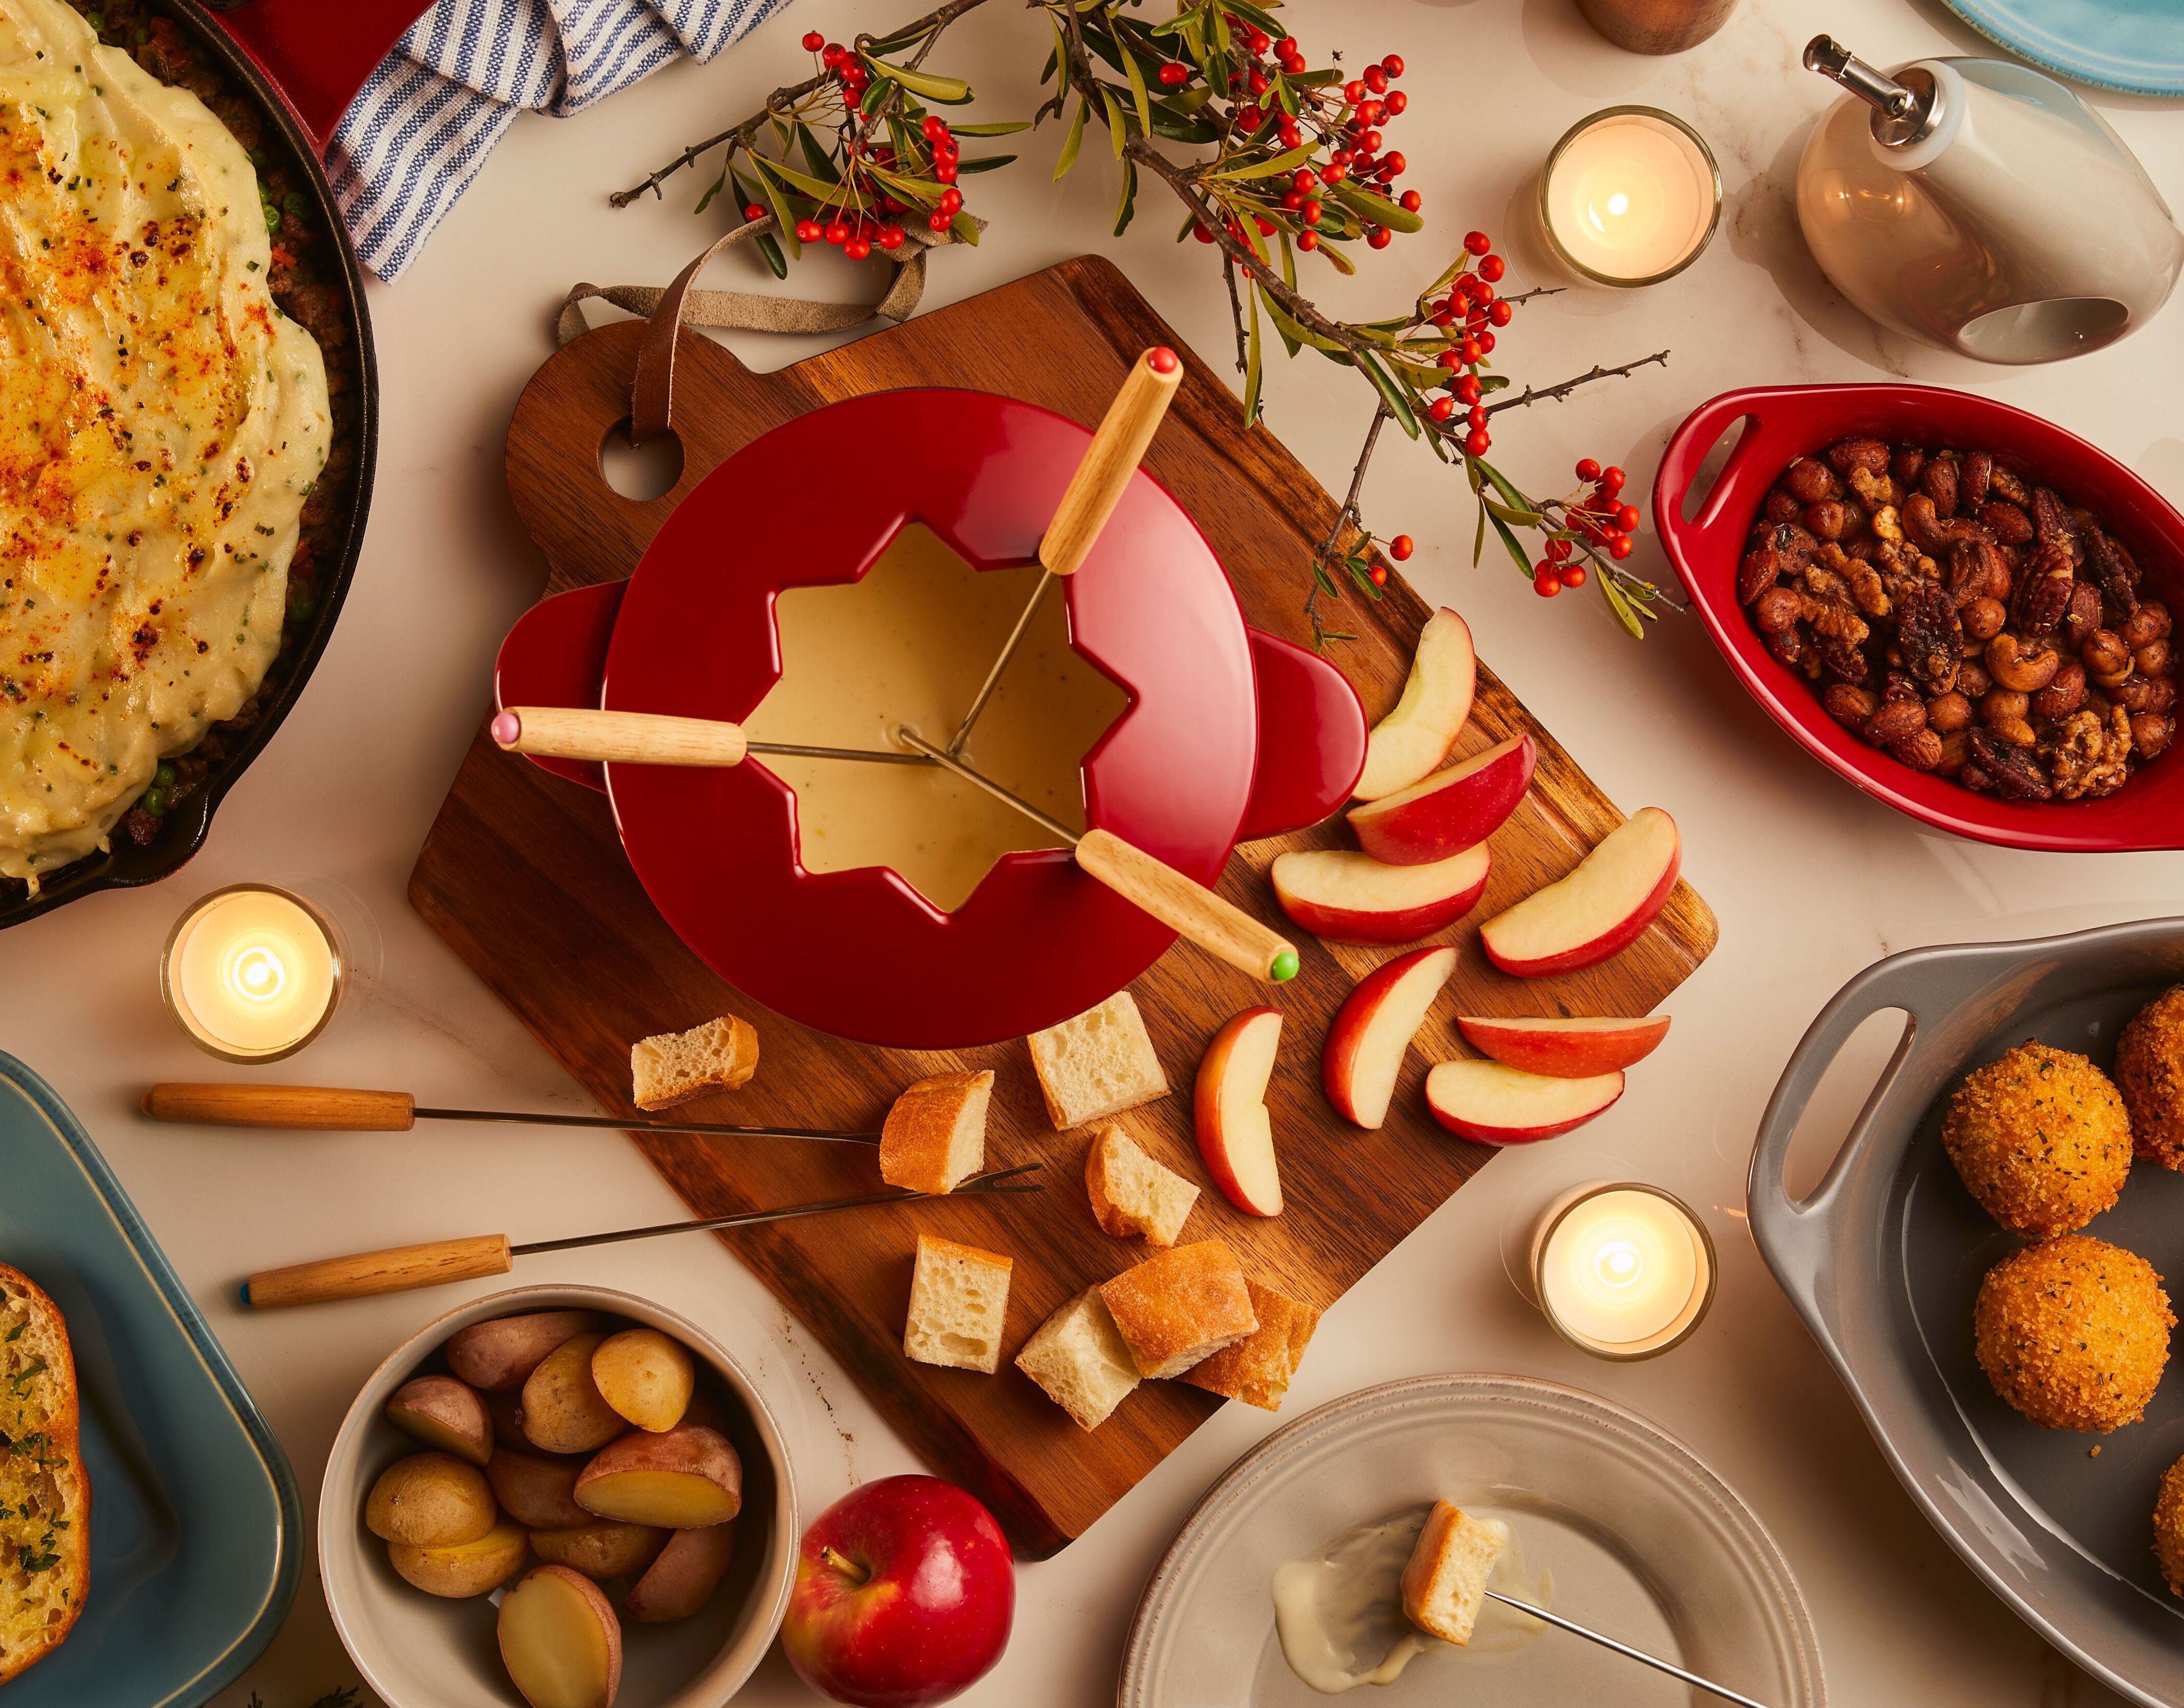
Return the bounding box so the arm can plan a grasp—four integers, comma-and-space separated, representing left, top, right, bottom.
943, 345, 1186, 758
240, 1164, 1045, 1310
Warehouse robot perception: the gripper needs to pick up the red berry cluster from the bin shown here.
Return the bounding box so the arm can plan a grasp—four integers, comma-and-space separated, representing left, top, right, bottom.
1421, 230, 1509, 458
1531, 460, 1638, 596
804, 32, 873, 99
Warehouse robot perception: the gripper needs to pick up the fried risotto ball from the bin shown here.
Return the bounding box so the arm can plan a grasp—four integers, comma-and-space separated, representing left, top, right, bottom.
2157, 1458, 2184, 1595
2116, 986, 2184, 1168
1941, 1042, 2133, 1238
1974, 1235, 2174, 1432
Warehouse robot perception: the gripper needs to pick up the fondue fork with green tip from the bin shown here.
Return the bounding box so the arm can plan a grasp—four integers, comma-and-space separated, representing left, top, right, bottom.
490, 709, 1299, 984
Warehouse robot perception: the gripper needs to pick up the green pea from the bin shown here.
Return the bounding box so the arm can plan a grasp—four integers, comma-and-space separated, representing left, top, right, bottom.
140, 788, 165, 817
286, 593, 316, 622
264, 204, 282, 234
153, 763, 176, 789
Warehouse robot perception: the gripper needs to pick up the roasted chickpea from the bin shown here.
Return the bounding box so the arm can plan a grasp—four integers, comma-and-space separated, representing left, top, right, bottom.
1804, 500, 1849, 541
2136, 637, 2171, 679
1982, 686, 2029, 726
1783, 458, 1838, 504
2145, 676, 2177, 715
2112, 674, 2160, 713
2030, 660, 2086, 722
1986, 633, 2060, 692
1763, 488, 1802, 525
1961, 597, 2007, 642
2132, 713, 2175, 760
1752, 586, 1800, 634
1925, 691, 1974, 734
2081, 628, 2133, 681
1957, 658, 1993, 698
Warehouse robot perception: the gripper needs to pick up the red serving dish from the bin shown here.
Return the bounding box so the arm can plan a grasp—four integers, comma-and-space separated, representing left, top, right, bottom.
497, 388, 1365, 1049
1656, 384, 2184, 853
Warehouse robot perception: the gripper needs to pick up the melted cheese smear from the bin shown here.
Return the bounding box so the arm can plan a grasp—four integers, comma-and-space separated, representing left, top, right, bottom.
1271, 1511, 1551, 1694
743, 523, 1128, 913
0, 0, 329, 885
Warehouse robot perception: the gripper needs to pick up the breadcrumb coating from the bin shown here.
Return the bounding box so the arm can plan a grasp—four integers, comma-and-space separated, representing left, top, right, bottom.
2156, 1456, 2184, 1594
2116, 986, 2184, 1168
1974, 1235, 2173, 1432
1942, 1043, 2132, 1238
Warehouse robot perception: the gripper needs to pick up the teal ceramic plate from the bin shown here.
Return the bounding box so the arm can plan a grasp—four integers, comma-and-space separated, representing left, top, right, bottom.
1940, 0, 2184, 96
0, 1053, 299, 1705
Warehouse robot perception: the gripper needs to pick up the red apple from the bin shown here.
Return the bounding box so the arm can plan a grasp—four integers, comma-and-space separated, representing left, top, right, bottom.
1353, 608, 1477, 800
1424, 1059, 1625, 1144
1195, 1007, 1283, 1216
1271, 844, 1490, 946
1479, 807, 1680, 978
1322, 945, 1457, 1129
1455, 1014, 1671, 1078
1347, 734, 1536, 865
781, 1475, 1014, 1707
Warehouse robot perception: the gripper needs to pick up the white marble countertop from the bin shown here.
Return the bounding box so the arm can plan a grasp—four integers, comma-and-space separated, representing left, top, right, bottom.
7, 0, 2182, 1702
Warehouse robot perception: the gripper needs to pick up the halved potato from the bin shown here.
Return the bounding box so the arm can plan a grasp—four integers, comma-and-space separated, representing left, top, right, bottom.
591, 1328, 694, 1433
389, 1516, 529, 1597
521, 1333, 626, 1455
386, 1375, 493, 1466
365, 1451, 497, 1547
487, 1386, 534, 1450
529, 1519, 670, 1581
488, 1446, 592, 1529
499, 1564, 623, 1708
574, 1424, 741, 1528
447, 1311, 605, 1392
623, 1521, 737, 1623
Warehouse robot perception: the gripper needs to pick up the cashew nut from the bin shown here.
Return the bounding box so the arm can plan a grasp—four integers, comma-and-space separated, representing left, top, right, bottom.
1985, 633, 2060, 692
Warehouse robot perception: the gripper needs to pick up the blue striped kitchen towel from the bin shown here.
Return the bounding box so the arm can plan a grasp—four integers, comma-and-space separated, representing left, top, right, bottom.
328, 0, 792, 280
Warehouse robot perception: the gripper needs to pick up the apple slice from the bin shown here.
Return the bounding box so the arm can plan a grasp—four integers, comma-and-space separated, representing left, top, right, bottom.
1271, 844, 1490, 946
1455, 1014, 1670, 1077
1424, 1059, 1624, 1144
1195, 1008, 1284, 1216
1354, 608, 1477, 800
1348, 734, 1537, 865
1479, 807, 1680, 978
1322, 945, 1458, 1129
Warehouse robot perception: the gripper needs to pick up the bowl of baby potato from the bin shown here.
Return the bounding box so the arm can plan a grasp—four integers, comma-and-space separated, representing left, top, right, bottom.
320, 1286, 796, 1708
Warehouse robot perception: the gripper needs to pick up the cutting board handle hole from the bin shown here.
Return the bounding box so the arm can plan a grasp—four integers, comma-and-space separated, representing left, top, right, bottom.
598, 418, 685, 502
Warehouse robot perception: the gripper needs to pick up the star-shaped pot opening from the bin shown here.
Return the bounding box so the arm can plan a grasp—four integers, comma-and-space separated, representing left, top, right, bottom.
741, 521, 1131, 913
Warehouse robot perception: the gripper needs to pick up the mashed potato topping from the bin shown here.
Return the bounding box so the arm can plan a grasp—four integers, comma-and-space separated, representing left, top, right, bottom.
0, 0, 328, 886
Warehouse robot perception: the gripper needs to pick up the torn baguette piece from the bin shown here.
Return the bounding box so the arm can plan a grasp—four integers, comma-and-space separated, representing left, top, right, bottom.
1028, 991, 1169, 1129
903, 1234, 1013, 1374
1400, 1500, 1510, 1646
630, 1015, 759, 1111
880, 1070, 994, 1194
1100, 1240, 1257, 1380
1180, 1280, 1320, 1411
0, 1263, 89, 1683
1085, 1126, 1199, 1248
1015, 1287, 1141, 1430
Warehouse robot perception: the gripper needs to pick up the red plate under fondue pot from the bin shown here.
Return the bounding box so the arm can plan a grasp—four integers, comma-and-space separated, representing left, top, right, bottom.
496, 389, 1366, 1048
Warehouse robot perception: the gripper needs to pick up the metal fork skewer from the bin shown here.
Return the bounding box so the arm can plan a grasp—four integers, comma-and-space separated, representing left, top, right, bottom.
1479, 1589, 1773, 1708
945, 570, 1053, 758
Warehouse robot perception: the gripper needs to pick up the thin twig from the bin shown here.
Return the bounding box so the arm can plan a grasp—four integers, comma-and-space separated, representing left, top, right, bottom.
1485, 352, 1670, 417
1222, 254, 1248, 382
1304, 401, 1392, 645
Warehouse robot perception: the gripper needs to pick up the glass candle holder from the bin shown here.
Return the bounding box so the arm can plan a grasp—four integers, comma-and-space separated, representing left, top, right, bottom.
1537, 107, 1722, 287
161, 884, 345, 1064
1530, 1181, 1716, 1360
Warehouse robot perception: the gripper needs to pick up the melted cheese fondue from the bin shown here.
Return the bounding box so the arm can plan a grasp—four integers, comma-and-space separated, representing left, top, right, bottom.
743, 523, 1129, 913
0, 0, 331, 886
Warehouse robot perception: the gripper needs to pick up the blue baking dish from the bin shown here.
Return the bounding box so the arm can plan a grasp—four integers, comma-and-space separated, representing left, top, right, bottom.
0, 1053, 300, 1705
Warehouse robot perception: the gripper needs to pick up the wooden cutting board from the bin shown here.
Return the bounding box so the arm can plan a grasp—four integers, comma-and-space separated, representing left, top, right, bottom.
410, 255, 1717, 1558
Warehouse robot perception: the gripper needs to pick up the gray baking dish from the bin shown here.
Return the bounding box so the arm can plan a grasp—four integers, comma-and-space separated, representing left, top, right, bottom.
1750, 919, 2184, 1708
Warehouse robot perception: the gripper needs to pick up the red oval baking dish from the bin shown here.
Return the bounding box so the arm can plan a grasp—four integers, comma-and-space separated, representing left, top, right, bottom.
1656, 384, 2184, 853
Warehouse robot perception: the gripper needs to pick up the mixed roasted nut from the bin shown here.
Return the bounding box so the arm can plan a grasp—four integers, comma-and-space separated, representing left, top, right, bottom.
1741, 437, 2175, 801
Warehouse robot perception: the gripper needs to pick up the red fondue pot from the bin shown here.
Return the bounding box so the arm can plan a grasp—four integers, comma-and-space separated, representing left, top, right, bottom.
497, 388, 1366, 1049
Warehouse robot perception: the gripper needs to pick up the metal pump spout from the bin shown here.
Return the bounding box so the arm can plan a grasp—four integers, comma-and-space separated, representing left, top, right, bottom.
1804, 35, 1943, 148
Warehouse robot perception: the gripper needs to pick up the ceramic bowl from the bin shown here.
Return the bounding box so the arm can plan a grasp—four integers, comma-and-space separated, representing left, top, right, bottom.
1656, 383, 2183, 853
320, 1284, 796, 1708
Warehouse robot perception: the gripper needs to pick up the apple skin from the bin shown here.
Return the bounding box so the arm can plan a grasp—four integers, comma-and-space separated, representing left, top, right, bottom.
1353, 608, 1477, 800
1194, 1007, 1285, 1216
1321, 945, 1458, 1129
1478, 807, 1680, 979
1347, 734, 1537, 866
1270, 844, 1490, 946
1455, 1014, 1671, 1078
781, 1475, 1014, 1708
1423, 1060, 1625, 1144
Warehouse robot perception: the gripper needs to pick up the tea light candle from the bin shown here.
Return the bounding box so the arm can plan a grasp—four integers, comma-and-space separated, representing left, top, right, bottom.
1530, 1182, 1715, 1359
1538, 107, 1721, 287
161, 884, 344, 1063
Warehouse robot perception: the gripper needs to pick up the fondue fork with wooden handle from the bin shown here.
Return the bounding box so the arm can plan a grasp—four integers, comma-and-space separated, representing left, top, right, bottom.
241, 1163, 1044, 1309
141, 1082, 885, 1145
944, 345, 1185, 758
489, 711, 1300, 982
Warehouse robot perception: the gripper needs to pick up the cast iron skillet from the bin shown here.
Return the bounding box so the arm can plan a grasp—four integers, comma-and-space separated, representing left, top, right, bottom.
0, 0, 378, 929
1752, 919, 2184, 1708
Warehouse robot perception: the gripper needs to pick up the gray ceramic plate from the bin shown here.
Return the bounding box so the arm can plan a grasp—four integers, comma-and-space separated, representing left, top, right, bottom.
1751, 919, 2184, 1708
1120, 1373, 1823, 1707
0, 1053, 301, 1705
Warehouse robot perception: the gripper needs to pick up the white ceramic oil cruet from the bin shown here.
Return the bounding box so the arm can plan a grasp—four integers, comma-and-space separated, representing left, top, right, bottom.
1795, 35, 2183, 364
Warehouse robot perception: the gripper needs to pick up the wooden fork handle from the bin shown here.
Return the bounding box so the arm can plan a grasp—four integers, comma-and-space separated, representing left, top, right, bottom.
244, 1235, 514, 1309
492, 706, 749, 766
1074, 829, 1298, 981
144, 1082, 418, 1130
1039, 348, 1183, 578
